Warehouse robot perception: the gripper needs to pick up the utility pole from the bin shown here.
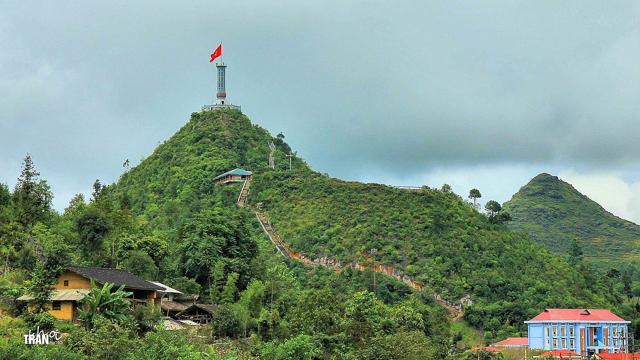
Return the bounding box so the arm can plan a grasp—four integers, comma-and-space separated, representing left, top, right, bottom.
286, 153, 293, 170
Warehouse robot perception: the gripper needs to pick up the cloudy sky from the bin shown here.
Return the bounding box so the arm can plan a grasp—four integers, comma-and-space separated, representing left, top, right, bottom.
1, 1, 640, 222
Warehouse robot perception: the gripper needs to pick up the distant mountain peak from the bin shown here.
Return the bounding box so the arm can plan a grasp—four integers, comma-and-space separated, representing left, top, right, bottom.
504, 173, 640, 264
530, 172, 559, 182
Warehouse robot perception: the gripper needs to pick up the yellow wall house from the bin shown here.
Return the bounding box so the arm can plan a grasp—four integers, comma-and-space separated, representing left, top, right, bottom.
18, 266, 162, 321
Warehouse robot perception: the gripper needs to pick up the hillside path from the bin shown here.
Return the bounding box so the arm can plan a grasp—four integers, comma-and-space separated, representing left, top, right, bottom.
237, 177, 465, 320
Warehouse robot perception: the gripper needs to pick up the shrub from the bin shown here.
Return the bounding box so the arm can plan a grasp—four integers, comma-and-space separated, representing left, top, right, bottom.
211, 305, 240, 339
260, 334, 321, 360
131, 304, 161, 335
126, 330, 202, 360
22, 311, 56, 332
63, 316, 139, 360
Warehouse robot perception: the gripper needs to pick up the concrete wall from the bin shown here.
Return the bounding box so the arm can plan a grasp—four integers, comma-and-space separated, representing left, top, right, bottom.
54, 271, 91, 290
49, 301, 74, 321
528, 323, 544, 349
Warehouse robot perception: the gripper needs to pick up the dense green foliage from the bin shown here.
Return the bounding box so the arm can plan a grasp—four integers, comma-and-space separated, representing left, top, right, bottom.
1, 110, 639, 358
504, 173, 640, 268
0, 111, 454, 358
250, 171, 624, 340
113, 110, 308, 234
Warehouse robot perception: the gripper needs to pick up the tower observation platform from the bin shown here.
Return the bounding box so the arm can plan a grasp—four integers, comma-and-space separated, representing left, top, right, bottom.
202, 61, 241, 112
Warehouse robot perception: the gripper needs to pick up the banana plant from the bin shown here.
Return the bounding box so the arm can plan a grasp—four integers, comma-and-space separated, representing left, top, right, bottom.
79, 279, 133, 328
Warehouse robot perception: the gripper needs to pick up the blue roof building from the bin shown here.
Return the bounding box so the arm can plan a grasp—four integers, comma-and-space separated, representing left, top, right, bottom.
526, 309, 629, 357
214, 168, 252, 184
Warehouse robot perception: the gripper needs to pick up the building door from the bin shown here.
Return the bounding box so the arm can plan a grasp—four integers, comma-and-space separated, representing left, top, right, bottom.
604, 327, 609, 347
580, 328, 586, 354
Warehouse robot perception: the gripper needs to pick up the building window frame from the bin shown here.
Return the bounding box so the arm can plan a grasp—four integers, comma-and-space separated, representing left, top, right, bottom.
52, 301, 61, 311
63, 280, 69, 287
569, 326, 574, 337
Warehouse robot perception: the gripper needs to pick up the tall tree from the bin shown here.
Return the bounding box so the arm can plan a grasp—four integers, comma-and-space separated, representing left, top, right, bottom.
178, 209, 256, 285
91, 179, 104, 202
569, 238, 584, 266
76, 207, 110, 259
221, 272, 239, 304
622, 270, 633, 297
13, 154, 53, 227
24, 262, 55, 313
484, 200, 501, 217
468, 188, 482, 208
64, 193, 87, 217
0, 183, 10, 207
209, 261, 226, 304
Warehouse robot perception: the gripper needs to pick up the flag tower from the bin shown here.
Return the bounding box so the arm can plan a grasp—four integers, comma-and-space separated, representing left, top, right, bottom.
202, 44, 241, 112
216, 62, 227, 102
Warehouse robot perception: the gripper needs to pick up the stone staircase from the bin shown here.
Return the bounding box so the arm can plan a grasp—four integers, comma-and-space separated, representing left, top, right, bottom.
239, 179, 467, 320
237, 178, 251, 208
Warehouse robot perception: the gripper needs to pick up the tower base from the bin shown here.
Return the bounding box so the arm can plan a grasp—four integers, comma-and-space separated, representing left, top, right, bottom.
201, 103, 241, 112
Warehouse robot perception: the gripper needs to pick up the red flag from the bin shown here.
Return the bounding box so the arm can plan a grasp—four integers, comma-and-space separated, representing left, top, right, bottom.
210, 44, 222, 63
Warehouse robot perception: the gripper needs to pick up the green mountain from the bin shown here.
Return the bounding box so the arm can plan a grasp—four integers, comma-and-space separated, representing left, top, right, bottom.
115, 110, 309, 232
111, 111, 622, 339
503, 173, 640, 268
7, 109, 639, 359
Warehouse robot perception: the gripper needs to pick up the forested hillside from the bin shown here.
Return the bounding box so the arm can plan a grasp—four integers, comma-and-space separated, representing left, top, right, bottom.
249, 171, 625, 340
0, 110, 453, 359
2, 110, 639, 359
107, 110, 636, 342
113, 110, 309, 235
503, 173, 640, 269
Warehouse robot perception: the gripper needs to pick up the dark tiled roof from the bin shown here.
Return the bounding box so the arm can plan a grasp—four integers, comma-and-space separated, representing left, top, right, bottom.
160, 300, 188, 312
67, 266, 162, 291
177, 303, 218, 316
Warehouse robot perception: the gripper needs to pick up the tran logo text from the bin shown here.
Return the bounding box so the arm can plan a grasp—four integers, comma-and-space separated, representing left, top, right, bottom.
23, 327, 62, 345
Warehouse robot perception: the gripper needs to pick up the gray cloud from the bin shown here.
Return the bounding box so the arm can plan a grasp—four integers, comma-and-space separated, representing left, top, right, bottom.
1, 1, 640, 212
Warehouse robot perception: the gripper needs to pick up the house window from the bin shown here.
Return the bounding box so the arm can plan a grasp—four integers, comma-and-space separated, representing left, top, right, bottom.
63, 280, 69, 287
553, 338, 558, 348
552, 326, 557, 337
613, 327, 618, 337
570, 338, 575, 349
561, 326, 566, 337
561, 339, 566, 348
621, 327, 625, 337
569, 326, 574, 337
52, 302, 61, 311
